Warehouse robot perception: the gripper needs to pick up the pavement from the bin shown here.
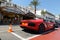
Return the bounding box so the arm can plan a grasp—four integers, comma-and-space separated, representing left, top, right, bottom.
0, 25, 39, 40
0, 25, 60, 40
30, 28, 60, 40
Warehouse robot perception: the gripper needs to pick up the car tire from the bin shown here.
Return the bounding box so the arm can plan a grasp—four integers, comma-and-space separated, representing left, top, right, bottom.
38, 23, 45, 33
54, 24, 58, 28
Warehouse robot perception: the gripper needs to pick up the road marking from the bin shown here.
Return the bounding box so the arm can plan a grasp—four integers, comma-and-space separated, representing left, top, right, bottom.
26, 34, 41, 40
11, 32, 26, 40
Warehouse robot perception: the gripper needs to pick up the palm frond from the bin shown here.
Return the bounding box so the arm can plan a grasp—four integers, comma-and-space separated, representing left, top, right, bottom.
29, 0, 40, 14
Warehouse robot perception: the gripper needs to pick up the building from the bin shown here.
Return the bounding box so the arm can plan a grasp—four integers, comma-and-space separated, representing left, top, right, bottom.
0, 0, 11, 2
0, 0, 27, 25
36, 9, 55, 20
26, 6, 35, 13
55, 15, 60, 20
0, 0, 35, 25
0, 0, 55, 24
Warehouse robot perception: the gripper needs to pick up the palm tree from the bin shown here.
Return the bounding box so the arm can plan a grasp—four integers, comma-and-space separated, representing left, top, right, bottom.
41, 10, 47, 18
30, 0, 39, 14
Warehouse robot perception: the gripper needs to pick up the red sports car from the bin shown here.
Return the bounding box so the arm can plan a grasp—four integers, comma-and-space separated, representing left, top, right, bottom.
20, 18, 55, 33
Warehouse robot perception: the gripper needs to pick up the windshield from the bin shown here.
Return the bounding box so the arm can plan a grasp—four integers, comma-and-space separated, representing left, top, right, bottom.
23, 16, 34, 20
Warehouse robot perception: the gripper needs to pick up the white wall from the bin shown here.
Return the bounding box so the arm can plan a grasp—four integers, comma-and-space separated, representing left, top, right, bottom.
36, 10, 55, 20
36, 10, 41, 15
45, 14, 55, 19
55, 16, 59, 20
36, 10, 42, 18
6, 0, 11, 2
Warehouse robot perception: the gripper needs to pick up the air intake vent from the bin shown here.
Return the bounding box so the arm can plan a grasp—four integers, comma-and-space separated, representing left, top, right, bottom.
28, 22, 35, 26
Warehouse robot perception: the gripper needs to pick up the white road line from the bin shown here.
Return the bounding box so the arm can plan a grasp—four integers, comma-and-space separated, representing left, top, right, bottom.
11, 32, 26, 40
26, 34, 41, 40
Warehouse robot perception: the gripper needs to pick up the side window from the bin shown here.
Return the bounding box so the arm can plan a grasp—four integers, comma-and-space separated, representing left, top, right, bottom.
50, 20, 54, 23
44, 19, 48, 22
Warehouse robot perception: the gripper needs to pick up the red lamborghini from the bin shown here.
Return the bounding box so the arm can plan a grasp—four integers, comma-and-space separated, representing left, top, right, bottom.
20, 18, 56, 33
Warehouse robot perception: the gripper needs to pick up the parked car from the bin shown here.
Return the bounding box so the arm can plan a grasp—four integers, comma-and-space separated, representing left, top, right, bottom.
54, 20, 60, 28
20, 18, 56, 33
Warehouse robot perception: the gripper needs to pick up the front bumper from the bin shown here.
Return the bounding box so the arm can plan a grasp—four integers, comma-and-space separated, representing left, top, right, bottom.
20, 25, 38, 31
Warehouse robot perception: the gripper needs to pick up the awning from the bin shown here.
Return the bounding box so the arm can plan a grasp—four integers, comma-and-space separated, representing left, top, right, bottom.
1, 7, 25, 15
24, 12, 35, 17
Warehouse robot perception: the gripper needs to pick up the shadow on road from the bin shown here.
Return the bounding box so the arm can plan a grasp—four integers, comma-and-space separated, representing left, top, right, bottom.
0, 38, 1, 40
22, 29, 39, 34
42, 29, 55, 35
22, 29, 57, 35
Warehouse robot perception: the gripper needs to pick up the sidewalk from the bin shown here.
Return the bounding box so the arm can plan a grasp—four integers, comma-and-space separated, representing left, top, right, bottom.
30, 28, 60, 40
0, 25, 20, 32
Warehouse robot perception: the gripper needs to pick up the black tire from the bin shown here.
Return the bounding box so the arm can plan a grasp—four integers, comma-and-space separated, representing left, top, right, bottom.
38, 23, 45, 33
54, 24, 58, 28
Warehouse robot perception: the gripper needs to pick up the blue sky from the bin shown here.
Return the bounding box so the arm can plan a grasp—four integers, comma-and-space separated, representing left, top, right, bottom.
12, 0, 60, 15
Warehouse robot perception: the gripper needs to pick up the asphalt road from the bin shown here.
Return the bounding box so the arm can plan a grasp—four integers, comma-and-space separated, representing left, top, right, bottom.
0, 25, 59, 40
0, 25, 40, 40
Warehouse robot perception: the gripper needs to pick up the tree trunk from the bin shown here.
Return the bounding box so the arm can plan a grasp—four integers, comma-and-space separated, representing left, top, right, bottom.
35, 6, 36, 14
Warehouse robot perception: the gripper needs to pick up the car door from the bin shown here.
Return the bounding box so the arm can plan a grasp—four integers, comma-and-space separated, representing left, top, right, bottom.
47, 20, 54, 29
43, 20, 49, 30
44, 20, 53, 30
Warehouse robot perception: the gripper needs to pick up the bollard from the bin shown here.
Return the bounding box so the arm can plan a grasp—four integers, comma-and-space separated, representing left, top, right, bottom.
8, 24, 13, 32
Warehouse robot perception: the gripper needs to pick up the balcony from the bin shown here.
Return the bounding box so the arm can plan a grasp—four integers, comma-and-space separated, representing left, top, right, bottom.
0, 2, 33, 15
0, 2, 15, 7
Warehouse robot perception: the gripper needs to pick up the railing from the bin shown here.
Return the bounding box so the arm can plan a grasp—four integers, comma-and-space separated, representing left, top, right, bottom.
0, 2, 14, 7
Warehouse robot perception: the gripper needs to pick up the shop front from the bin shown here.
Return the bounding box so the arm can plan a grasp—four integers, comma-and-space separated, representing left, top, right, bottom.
0, 11, 23, 25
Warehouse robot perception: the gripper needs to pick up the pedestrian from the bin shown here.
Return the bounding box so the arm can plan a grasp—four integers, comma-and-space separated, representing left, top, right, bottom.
9, 19, 13, 25
14, 17, 18, 24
